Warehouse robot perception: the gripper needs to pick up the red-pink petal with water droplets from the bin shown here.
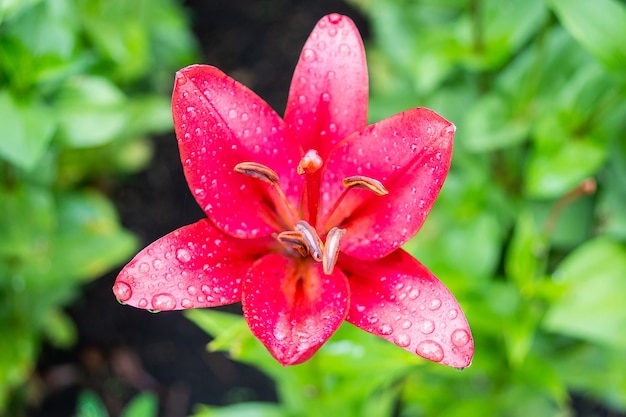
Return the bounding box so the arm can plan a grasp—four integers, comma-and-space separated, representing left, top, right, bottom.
284, 14, 368, 160
342, 249, 473, 368
113, 219, 266, 311
241, 254, 349, 365
321, 108, 454, 260
173, 65, 302, 239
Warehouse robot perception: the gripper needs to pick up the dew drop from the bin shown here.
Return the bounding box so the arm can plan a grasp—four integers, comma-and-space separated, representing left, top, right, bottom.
378, 324, 393, 335
327, 13, 342, 24
181, 298, 194, 309
274, 327, 287, 341
302, 48, 316, 62
401, 320, 412, 330
416, 340, 444, 362
451, 329, 471, 347
322, 92, 330, 102
187, 285, 197, 295
176, 248, 192, 263
355, 304, 366, 313
228, 109, 237, 119
420, 319, 435, 334
152, 259, 163, 270
151, 293, 177, 311
138, 298, 148, 308
328, 27, 337, 37
408, 289, 420, 300
339, 44, 351, 56
113, 281, 132, 302
429, 298, 442, 310
394, 333, 411, 347
447, 309, 458, 319
139, 262, 150, 273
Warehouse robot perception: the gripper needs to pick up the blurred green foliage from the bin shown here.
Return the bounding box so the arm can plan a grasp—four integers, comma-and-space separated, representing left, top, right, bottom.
0, 0, 197, 413
188, 0, 626, 416
76, 390, 158, 417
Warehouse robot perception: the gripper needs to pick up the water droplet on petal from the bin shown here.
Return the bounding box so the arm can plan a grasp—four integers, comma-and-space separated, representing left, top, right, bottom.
408, 289, 420, 300
274, 326, 287, 341
228, 109, 237, 119
302, 48, 316, 62
378, 324, 393, 335
429, 298, 442, 310
355, 304, 366, 313
394, 333, 411, 347
151, 293, 177, 311
451, 329, 470, 347
113, 281, 132, 302
328, 13, 342, 24
152, 259, 163, 270
139, 262, 150, 273
181, 298, 194, 309
187, 285, 197, 295
176, 248, 191, 263
447, 309, 458, 319
138, 298, 148, 308
339, 44, 351, 56
322, 92, 330, 102
328, 27, 337, 37
416, 340, 444, 362
420, 319, 435, 334
401, 320, 412, 330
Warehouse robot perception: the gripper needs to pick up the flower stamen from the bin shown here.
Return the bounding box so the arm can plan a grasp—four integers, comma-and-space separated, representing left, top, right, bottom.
323, 227, 345, 275
234, 162, 279, 184
295, 220, 324, 262
342, 175, 389, 196
277, 230, 310, 257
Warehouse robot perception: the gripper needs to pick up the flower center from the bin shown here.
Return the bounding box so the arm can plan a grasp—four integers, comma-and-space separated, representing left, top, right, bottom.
234, 149, 387, 274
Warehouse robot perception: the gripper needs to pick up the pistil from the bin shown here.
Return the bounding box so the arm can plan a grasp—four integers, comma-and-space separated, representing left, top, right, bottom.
297, 149, 323, 228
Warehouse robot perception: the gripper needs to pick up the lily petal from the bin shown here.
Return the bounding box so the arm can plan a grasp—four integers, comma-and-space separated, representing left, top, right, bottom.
321, 108, 454, 259
242, 254, 349, 365
342, 250, 473, 368
173, 65, 302, 239
284, 14, 368, 159
113, 219, 264, 311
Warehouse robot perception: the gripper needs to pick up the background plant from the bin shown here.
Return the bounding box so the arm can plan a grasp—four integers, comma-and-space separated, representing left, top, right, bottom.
187, 0, 626, 416
0, 0, 197, 413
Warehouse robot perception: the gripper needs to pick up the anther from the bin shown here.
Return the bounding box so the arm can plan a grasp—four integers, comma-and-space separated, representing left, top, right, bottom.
342, 176, 389, 196
323, 227, 345, 275
295, 220, 324, 262
234, 162, 279, 184
277, 230, 310, 257
297, 149, 323, 175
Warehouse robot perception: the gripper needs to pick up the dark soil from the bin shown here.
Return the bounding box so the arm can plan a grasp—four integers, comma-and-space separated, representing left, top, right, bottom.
32, 1, 367, 417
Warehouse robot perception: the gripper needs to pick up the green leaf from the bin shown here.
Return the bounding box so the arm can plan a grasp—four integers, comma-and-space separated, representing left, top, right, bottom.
190, 403, 285, 417
543, 238, 626, 348
548, 0, 626, 73
55, 76, 128, 147
76, 390, 109, 417
120, 392, 158, 417
42, 308, 77, 349
0, 90, 55, 170
525, 138, 605, 198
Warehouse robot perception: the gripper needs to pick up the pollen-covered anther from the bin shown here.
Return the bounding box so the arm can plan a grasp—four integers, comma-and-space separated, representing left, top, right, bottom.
297, 149, 323, 175
295, 220, 324, 262
342, 175, 389, 196
277, 230, 310, 257
234, 161, 279, 184
323, 227, 346, 275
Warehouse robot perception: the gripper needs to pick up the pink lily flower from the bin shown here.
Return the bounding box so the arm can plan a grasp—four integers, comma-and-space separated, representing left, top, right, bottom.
113, 13, 473, 367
